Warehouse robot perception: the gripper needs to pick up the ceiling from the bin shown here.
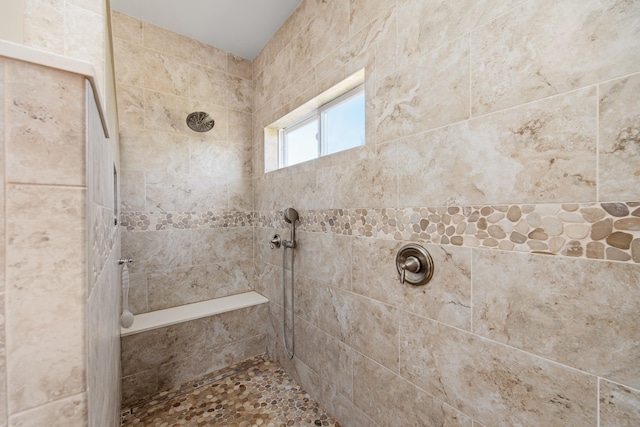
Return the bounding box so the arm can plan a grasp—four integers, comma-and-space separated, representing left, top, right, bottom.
109, 0, 302, 60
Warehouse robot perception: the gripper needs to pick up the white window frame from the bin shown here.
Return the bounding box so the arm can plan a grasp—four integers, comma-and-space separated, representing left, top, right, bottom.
278, 84, 364, 168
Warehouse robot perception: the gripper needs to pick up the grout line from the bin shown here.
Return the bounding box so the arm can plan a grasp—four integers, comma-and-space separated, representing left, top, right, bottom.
398, 306, 605, 381
596, 84, 600, 204
469, 32, 473, 119
470, 248, 474, 333
597, 377, 601, 427
2, 60, 8, 427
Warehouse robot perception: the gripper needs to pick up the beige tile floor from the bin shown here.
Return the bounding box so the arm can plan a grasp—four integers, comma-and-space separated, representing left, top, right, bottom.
121, 355, 340, 427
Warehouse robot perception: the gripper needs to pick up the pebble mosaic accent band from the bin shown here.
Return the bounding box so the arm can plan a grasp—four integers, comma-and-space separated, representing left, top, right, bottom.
92, 204, 117, 286
120, 210, 257, 231
258, 202, 640, 264
121, 202, 640, 264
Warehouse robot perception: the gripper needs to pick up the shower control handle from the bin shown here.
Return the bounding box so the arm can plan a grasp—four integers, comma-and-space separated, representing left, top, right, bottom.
399, 256, 420, 284
269, 234, 281, 249
396, 244, 434, 286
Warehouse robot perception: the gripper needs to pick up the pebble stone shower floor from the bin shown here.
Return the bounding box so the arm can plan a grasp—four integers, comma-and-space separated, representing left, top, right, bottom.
121, 355, 340, 427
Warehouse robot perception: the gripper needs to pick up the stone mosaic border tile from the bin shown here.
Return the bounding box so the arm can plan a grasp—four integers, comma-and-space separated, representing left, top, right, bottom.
258, 202, 640, 264
120, 210, 257, 231
121, 202, 640, 264
92, 204, 117, 286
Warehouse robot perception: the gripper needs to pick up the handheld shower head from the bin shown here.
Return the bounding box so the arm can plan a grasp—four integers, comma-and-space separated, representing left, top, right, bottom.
282, 208, 299, 249
283, 207, 299, 224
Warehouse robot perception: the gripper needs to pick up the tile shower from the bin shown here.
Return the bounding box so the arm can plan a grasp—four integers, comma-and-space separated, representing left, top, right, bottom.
113, 1, 640, 427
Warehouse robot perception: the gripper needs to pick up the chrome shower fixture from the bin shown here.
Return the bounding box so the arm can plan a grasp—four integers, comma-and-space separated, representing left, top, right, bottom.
283, 207, 299, 223
282, 208, 299, 249
281, 207, 299, 359
186, 111, 214, 132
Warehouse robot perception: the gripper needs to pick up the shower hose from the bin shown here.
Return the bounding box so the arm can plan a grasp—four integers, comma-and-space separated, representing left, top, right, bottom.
282, 243, 295, 359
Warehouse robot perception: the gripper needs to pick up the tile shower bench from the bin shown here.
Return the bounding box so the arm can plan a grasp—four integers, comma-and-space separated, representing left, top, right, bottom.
120, 291, 269, 406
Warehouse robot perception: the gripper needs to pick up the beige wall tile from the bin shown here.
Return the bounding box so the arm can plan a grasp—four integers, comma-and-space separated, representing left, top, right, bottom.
143, 23, 227, 71
8, 393, 87, 427
111, 10, 143, 44
147, 262, 254, 311
189, 138, 251, 181
286, 0, 349, 81
471, 0, 640, 115
352, 238, 472, 330
87, 246, 121, 427
295, 319, 353, 399
397, 0, 522, 68
119, 170, 145, 211
23, 0, 64, 54
65, 4, 105, 81
113, 38, 147, 87
120, 319, 207, 376
67, 0, 103, 15
143, 51, 190, 97
349, 0, 394, 36
353, 352, 472, 427
228, 110, 253, 145
143, 90, 192, 134
145, 172, 227, 211
120, 128, 189, 174
0, 294, 6, 425
375, 37, 470, 144
473, 250, 640, 389
121, 229, 191, 274
189, 64, 253, 113
115, 83, 145, 129
191, 227, 253, 266
156, 340, 245, 392
254, 261, 281, 304
397, 87, 597, 206
315, 144, 397, 209
204, 304, 268, 348
6, 185, 86, 413
121, 369, 157, 406
254, 171, 316, 211
228, 178, 254, 211
114, 38, 189, 97
599, 380, 640, 426
295, 231, 352, 289
316, 381, 379, 427
400, 312, 598, 426
5, 61, 86, 186
292, 272, 323, 327
599, 73, 640, 201
227, 53, 252, 80
321, 287, 399, 372
127, 272, 149, 315
0, 59, 5, 427
159, 333, 266, 394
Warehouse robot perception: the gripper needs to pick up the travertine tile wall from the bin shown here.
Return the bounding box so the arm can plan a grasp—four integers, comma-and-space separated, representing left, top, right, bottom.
1, 1, 122, 425
86, 81, 121, 427
22, 0, 107, 96
0, 57, 119, 427
253, 1, 640, 426
112, 11, 255, 314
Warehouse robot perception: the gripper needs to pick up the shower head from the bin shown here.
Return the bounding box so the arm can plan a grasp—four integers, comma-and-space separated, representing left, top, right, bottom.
186, 111, 214, 132
283, 207, 299, 224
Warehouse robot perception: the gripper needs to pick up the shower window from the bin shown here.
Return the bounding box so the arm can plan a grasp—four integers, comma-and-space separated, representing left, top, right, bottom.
277, 84, 365, 168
